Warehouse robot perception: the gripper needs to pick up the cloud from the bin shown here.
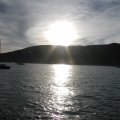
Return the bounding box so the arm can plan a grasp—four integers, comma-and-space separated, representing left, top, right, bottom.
0, 0, 30, 52
73, 0, 120, 45
0, 0, 120, 52
0, 2, 10, 14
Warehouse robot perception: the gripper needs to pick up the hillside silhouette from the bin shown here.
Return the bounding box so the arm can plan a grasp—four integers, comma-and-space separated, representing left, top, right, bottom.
0, 43, 120, 66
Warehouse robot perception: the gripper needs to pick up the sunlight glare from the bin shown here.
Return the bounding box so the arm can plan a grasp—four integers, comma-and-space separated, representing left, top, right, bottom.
53, 64, 71, 85
49, 64, 74, 116
51, 64, 73, 110
45, 21, 78, 46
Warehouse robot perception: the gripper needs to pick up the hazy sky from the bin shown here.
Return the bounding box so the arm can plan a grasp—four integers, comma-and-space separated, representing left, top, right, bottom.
0, 0, 120, 52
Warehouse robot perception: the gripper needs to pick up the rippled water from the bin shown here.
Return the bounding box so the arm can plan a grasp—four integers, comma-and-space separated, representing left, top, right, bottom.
0, 64, 120, 120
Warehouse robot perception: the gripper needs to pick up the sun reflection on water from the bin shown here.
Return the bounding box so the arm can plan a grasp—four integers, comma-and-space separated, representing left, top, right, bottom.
53, 64, 71, 86
50, 64, 74, 113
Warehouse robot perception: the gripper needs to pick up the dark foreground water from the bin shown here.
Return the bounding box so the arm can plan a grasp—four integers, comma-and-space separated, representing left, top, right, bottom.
0, 64, 120, 120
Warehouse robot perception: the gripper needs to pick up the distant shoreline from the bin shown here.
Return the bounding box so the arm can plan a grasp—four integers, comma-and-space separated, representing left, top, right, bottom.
0, 43, 120, 66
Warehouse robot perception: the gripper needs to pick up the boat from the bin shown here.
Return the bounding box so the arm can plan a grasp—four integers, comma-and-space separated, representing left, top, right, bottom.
0, 64, 10, 69
0, 40, 11, 69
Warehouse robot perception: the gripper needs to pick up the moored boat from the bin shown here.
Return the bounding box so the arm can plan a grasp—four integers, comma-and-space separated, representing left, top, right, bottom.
0, 64, 10, 69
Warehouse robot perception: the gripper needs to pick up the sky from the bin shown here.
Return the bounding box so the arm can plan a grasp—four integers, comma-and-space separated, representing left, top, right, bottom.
0, 0, 120, 52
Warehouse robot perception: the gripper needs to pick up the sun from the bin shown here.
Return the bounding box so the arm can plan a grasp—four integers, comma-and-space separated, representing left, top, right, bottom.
45, 21, 78, 46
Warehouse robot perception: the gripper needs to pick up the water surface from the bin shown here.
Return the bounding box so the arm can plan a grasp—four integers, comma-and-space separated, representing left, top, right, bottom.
0, 64, 120, 119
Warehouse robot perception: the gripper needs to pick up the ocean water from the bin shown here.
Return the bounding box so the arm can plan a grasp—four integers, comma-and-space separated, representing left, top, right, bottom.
0, 64, 120, 120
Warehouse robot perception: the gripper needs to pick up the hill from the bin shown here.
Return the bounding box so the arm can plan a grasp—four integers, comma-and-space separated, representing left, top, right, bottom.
0, 43, 120, 66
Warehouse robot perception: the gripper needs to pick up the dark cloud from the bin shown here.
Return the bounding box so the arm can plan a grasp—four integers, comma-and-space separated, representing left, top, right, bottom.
0, 2, 11, 14
91, 0, 120, 12
81, 0, 120, 13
